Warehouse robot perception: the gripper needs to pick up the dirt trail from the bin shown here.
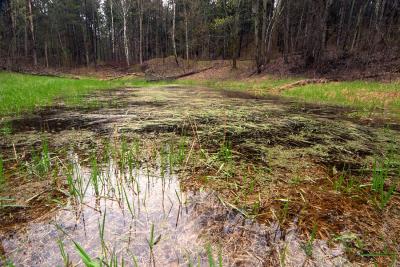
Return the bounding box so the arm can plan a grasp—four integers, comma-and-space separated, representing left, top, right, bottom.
0, 86, 399, 266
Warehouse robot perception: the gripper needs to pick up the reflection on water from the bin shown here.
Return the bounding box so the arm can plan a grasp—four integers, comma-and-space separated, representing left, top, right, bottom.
2, 154, 209, 266
1, 152, 349, 267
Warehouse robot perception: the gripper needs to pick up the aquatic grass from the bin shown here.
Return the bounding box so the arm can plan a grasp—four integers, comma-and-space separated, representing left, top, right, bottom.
73, 241, 101, 267
334, 172, 361, 194
334, 173, 346, 191
360, 248, 397, 266
205, 244, 223, 267
279, 244, 288, 267
218, 141, 233, 163
122, 184, 135, 218
98, 209, 108, 257
57, 239, 70, 266
371, 160, 398, 209
147, 223, 161, 252
70, 161, 90, 203
66, 171, 78, 198
147, 223, 161, 266
90, 154, 100, 197
27, 140, 52, 178
279, 199, 290, 224
132, 255, 139, 267
303, 224, 318, 257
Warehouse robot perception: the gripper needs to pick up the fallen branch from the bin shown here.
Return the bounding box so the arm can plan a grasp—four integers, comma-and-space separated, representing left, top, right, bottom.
11, 69, 80, 79
272, 78, 330, 93
104, 73, 143, 81
145, 66, 213, 82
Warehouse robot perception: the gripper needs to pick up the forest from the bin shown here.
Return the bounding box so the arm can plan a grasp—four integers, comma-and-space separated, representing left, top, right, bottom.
1, 0, 399, 72
0, 1, 400, 267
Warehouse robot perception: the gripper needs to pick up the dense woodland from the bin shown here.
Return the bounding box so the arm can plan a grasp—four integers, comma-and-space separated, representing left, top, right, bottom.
0, 0, 399, 72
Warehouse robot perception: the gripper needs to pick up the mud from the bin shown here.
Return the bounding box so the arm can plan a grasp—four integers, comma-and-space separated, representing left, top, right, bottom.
1, 85, 399, 266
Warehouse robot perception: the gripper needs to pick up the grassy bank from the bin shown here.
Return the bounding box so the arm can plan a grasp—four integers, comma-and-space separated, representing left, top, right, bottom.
0, 72, 152, 116
179, 78, 400, 117
283, 80, 400, 115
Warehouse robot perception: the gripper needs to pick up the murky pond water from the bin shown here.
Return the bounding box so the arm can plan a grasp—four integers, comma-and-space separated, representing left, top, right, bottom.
1, 86, 395, 266
2, 153, 215, 266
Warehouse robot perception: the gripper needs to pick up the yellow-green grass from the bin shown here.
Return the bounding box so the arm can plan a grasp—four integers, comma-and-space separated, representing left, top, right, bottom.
0, 72, 153, 116
283, 81, 400, 116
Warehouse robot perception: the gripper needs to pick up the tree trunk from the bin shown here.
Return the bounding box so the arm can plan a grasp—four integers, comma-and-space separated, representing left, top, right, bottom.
139, 0, 144, 65
283, 0, 290, 64
172, 0, 179, 66
121, 0, 130, 67
319, 0, 333, 63
110, 0, 115, 60
44, 41, 49, 68
350, 2, 368, 52
253, 0, 262, 73
232, 0, 241, 69
265, 0, 282, 63
24, 21, 28, 58
10, 1, 16, 64
26, 0, 37, 66
184, 0, 189, 65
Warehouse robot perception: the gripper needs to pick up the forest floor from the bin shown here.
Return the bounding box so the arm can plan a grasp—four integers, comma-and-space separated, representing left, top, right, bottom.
0, 67, 399, 266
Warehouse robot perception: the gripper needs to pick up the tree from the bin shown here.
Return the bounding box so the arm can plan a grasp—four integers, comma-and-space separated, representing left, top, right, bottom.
120, 0, 130, 67
171, 0, 179, 66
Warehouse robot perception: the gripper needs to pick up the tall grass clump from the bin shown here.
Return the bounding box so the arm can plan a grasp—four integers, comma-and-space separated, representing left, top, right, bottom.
90, 154, 100, 197
28, 139, 51, 177
218, 141, 233, 163
303, 224, 318, 257
371, 160, 397, 209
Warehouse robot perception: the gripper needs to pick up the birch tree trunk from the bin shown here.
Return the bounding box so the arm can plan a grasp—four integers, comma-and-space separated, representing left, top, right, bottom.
26, 0, 37, 66
110, 0, 115, 60
265, 0, 282, 63
172, 0, 179, 66
121, 0, 130, 67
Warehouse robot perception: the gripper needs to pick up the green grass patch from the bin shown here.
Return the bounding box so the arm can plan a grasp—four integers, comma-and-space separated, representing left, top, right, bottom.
283, 81, 400, 114
0, 72, 155, 116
